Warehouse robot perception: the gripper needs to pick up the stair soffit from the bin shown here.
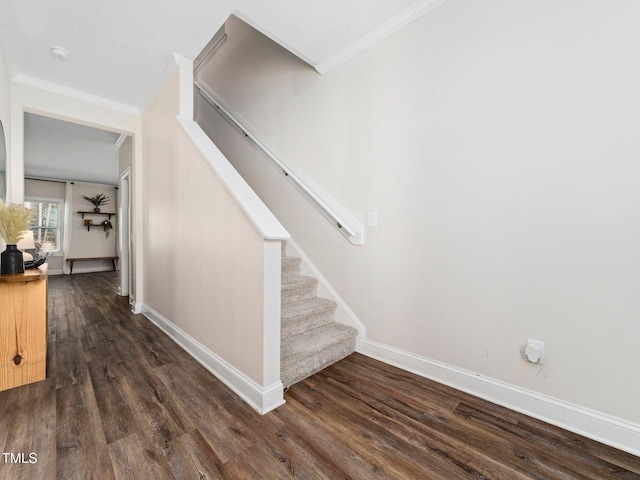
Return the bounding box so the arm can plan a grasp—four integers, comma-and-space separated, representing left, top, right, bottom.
234, 0, 449, 74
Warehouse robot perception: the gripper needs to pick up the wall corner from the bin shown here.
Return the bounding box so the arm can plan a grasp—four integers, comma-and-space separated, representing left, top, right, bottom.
174, 54, 194, 121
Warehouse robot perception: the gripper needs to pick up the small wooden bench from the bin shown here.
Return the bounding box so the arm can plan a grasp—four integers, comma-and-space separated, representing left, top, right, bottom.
67, 256, 119, 274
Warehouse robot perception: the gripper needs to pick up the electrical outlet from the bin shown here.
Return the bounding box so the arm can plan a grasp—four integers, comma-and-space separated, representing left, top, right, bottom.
525, 339, 546, 365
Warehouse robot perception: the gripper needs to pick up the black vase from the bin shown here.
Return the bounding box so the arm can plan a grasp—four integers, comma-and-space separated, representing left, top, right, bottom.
1, 244, 24, 275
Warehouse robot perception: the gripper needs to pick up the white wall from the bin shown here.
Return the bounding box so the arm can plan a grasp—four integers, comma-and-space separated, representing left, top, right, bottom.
196, 0, 640, 440
0, 42, 8, 125
0, 40, 11, 200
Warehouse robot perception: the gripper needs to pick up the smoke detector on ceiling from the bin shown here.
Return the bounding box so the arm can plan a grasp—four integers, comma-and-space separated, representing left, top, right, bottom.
50, 46, 70, 60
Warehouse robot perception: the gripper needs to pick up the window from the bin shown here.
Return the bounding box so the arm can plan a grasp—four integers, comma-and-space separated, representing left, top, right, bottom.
24, 199, 62, 253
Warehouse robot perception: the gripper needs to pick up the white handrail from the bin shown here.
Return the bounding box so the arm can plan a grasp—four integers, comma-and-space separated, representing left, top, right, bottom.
194, 81, 364, 246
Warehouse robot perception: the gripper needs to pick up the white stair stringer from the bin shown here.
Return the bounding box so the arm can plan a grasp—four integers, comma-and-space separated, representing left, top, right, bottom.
283, 238, 366, 337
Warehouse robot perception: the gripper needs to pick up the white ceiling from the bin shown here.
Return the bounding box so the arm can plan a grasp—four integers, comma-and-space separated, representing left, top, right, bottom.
24, 113, 121, 185
2, 0, 446, 184
0, 0, 447, 111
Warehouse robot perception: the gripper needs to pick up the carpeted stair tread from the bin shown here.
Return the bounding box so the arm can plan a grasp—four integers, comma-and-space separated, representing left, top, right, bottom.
281, 297, 337, 337
281, 323, 357, 387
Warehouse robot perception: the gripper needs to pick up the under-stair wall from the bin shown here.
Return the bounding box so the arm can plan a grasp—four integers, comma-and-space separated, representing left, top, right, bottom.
140, 62, 288, 414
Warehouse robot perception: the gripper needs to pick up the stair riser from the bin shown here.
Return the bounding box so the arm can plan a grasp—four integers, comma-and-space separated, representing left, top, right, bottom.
282, 270, 301, 279
281, 261, 301, 278
282, 308, 336, 338
282, 285, 317, 305
281, 334, 357, 388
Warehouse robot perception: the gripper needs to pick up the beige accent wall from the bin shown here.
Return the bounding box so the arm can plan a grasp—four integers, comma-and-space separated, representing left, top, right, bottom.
24, 178, 65, 199
196, 3, 640, 427
68, 183, 118, 273
141, 70, 269, 385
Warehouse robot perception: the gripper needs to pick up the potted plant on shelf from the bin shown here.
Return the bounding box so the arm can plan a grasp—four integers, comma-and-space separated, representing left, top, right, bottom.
0, 202, 31, 275
83, 193, 110, 213
101, 219, 113, 238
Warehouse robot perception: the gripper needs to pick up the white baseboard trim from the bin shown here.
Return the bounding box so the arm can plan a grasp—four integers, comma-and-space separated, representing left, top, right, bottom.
48, 267, 112, 276
359, 339, 640, 457
130, 302, 143, 314
142, 305, 285, 415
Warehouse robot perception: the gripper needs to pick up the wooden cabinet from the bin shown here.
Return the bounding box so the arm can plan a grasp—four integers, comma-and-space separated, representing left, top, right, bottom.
0, 265, 48, 391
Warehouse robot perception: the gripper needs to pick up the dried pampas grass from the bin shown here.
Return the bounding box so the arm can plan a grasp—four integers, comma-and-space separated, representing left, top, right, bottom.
0, 202, 31, 244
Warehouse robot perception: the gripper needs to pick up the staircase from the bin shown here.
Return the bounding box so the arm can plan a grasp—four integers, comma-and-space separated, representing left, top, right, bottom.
280, 243, 358, 388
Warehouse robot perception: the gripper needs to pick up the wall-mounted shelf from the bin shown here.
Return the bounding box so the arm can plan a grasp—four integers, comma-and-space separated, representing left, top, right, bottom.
83, 223, 111, 232
78, 211, 115, 232
77, 211, 116, 220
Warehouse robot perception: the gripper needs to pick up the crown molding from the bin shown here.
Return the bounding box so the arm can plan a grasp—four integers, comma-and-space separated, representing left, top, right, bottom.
12, 74, 140, 116
315, 0, 449, 75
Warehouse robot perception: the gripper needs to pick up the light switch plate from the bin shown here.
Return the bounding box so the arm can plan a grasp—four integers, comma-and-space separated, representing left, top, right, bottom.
367, 211, 377, 227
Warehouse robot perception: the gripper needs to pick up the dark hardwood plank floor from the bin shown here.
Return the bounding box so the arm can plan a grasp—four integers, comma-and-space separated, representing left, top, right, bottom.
1, 271, 638, 479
